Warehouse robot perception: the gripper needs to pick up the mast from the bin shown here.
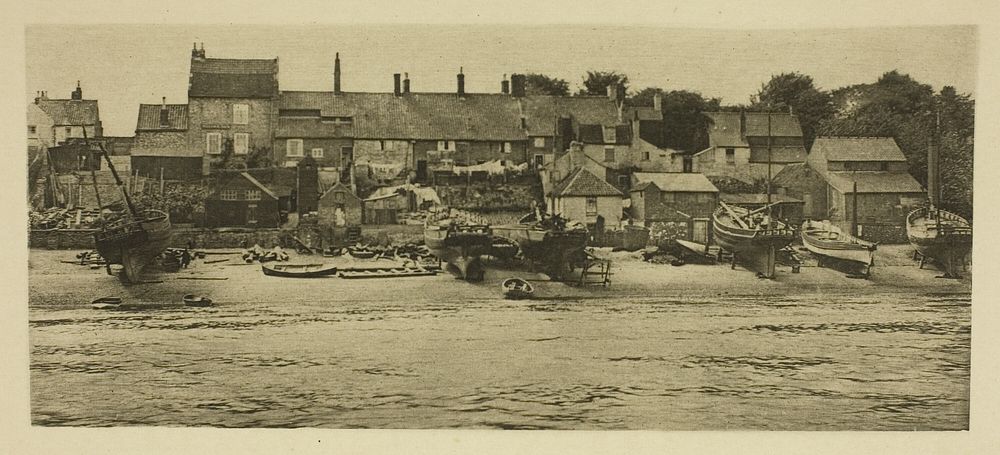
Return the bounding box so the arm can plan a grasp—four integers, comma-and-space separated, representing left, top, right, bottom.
927, 110, 941, 210
766, 113, 773, 217
81, 127, 103, 214
85, 125, 138, 216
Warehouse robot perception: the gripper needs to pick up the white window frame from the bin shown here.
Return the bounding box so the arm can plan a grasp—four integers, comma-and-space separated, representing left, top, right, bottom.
220, 189, 239, 201
286, 139, 304, 157
311, 147, 324, 158
438, 140, 456, 151
206, 132, 222, 155
503, 142, 512, 154
533, 137, 545, 148
602, 126, 617, 143
246, 189, 261, 201
233, 104, 249, 125
233, 133, 250, 155
604, 146, 616, 163
586, 197, 598, 216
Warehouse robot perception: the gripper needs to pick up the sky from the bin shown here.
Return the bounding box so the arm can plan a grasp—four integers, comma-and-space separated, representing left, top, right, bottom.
25, 24, 977, 137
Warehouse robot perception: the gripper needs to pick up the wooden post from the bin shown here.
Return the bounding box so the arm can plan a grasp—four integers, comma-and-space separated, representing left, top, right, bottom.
160, 167, 165, 195
851, 181, 859, 237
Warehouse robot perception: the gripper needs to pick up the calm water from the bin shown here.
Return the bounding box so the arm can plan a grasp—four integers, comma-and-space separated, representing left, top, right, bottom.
30, 291, 970, 430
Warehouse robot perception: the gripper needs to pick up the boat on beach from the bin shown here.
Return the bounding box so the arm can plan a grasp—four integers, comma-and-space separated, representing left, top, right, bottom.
91, 297, 122, 309
423, 221, 492, 281
490, 211, 588, 281
500, 277, 534, 300
713, 201, 797, 278
801, 219, 877, 276
907, 207, 972, 278
261, 263, 339, 278
182, 294, 214, 307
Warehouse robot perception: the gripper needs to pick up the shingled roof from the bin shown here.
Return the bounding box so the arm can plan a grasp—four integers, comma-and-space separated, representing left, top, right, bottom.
550, 167, 624, 197
520, 95, 623, 136
279, 91, 527, 141
189, 57, 279, 98
632, 172, 718, 193
704, 112, 803, 148
35, 99, 100, 126
811, 136, 908, 162
136, 104, 189, 131
825, 171, 923, 194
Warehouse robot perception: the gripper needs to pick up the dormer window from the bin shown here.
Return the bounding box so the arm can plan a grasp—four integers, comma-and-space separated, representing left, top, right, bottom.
438, 140, 455, 151
602, 126, 617, 144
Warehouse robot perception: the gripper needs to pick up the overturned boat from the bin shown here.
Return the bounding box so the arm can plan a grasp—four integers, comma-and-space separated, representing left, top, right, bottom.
713, 201, 796, 278
801, 220, 877, 276
490, 211, 588, 281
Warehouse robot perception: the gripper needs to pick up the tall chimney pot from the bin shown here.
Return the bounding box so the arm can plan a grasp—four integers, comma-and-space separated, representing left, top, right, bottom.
457, 67, 465, 97
653, 92, 662, 111
403, 72, 410, 94
510, 74, 526, 97
334, 52, 342, 95
159, 97, 170, 127
501, 74, 510, 94
71, 81, 82, 100
393, 73, 401, 96
739, 110, 747, 139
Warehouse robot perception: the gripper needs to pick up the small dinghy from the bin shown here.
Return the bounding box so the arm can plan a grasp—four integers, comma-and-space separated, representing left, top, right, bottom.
261, 263, 339, 278
183, 294, 213, 307
501, 277, 534, 300
91, 297, 122, 309
347, 247, 377, 259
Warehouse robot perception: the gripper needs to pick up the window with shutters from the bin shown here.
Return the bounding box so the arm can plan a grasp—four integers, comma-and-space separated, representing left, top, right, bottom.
503, 142, 512, 154
311, 148, 324, 158
438, 140, 455, 151
220, 189, 239, 201
586, 197, 598, 215
604, 146, 615, 162
246, 189, 261, 201
286, 139, 304, 157
206, 133, 222, 155
233, 133, 249, 155
233, 104, 249, 125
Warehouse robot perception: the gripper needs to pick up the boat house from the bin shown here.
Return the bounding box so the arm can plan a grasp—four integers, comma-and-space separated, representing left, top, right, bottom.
318, 181, 362, 226
204, 172, 281, 228
629, 172, 719, 244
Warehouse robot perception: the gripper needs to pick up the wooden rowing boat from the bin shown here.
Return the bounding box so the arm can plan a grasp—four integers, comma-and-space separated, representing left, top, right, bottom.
182, 294, 214, 307
801, 220, 877, 276
713, 201, 796, 278
339, 266, 437, 279
91, 296, 122, 309
260, 263, 339, 278
501, 277, 534, 300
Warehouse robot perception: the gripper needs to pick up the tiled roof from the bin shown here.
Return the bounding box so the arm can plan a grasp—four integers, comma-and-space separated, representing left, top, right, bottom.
520, 96, 623, 136
136, 104, 189, 131
578, 124, 631, 145
748, 145, 807, 164
189, 57, 278, 98
812, 136, 908, 162
275, 118, 353, 138
551, 167, 624, 197
704, 112, 803, 147
720, 193, 803, 204
772, 163, 819, 187
279, 91, 526, 141
626, 106, 664, 121
632, 172, 719, 193
35, 99, 99, 126
825, 171, 924, 194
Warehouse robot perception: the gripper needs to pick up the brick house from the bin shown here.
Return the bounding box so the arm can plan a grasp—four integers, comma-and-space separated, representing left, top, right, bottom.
187, 44, 278, 174
805, 136, 925, 243
693, 111, 806, 183
629, 172, 718, 243
318, 181, 362, 226
204, 172, 281, 228
547, 167, 625, 232
131, 101, 202, 180
27, 83, 102, 155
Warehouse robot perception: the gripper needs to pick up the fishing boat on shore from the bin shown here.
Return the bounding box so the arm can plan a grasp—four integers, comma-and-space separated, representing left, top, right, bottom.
490, 210, 588, 280
81, 129, 171, 283
423, 213, 492, 281
501, 277, 534, 300
261, 263, 339, 278
713, 201, 797, 278
801, 220, 877, 276
905, 115, 972, 279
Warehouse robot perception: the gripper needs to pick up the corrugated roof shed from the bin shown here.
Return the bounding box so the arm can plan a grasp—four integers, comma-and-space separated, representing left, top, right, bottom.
825, 171, 924, 194
189, 58, 278, 98
811, 136, 908, 162
551, 167, 624, 197
279, 91, 526, 141
632, 172, 719, 193
136, 104, 189, 131
35, 99, 100, 126
704, 112, 803, 147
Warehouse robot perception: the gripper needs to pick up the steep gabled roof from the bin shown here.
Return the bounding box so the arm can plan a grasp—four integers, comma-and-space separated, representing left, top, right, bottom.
632, 172, 719, 193
551, 167, 624, 197
279, 91, 526, 141
704, 112, 803, 147
136, 104, 189, 131
35, 99, 100, 126
189, 57, 279, 98
811, 136, 908, 162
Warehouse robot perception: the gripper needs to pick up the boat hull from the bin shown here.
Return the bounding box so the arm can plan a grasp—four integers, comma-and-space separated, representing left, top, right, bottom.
424, 226, 491, 281
94, 210, 172, 283
906, 207, 972, 278
801, 221, 876, 275
261, 263, 339, 278
713, 212, 795, 278
501, 278, 534, 300
490, 224, 588, 280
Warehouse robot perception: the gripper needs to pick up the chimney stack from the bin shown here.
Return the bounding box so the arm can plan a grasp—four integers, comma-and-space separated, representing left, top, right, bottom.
501, 74, 510, 94
192, 42, 199, 58
403, 72, 410, 94
160, 97, 170, 127
653, 92, 662, 111
606, 85, 616, 101
71, 81, 82, 100
510, 74, 526, 97
393, 73, 401, 96
334, 52, 342, 95
739, 110, 747, 139
457, 67, 465, 97
199, 43, 205, 58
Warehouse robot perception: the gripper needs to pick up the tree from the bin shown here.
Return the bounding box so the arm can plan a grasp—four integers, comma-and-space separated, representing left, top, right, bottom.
628, 87, 721, 152
524, 73, 570, 96
578, 71, 629, 96
751, 72, 834, 150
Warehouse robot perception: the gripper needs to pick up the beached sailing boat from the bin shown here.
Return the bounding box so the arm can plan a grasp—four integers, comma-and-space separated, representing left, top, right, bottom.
712, 112, 796, 278
423, 209, 492, 281
906, 116, 972, 278
84, 129, 172, 283
490, 209, 588, 281
801, 219, 877, 276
